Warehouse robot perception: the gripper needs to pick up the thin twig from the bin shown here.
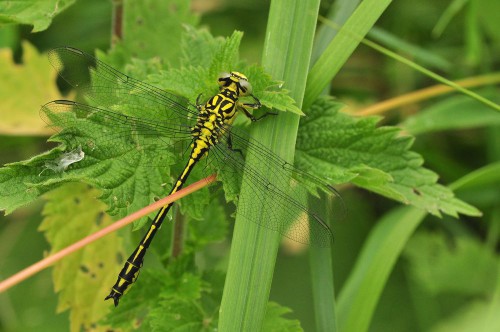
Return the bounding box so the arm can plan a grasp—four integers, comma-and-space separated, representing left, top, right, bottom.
171, 206, 185, 258
354, 73, 500, 116
0, 174, 217, 293
111, 0, 124, 45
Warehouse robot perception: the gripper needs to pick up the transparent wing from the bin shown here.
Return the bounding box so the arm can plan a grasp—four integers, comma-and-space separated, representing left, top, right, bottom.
205, 125, 346, 247
47, 47, 199, 124
40, 100, 193, 162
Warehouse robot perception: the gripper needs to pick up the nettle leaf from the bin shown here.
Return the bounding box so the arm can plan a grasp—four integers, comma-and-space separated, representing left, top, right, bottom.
39, 182, 122, 331
148, 30, 244, 101
104, 256, 199, 329
245, 64, 302, 115
208, 30, 245, 79
50, 130, 171, 228
103, 269, 170, 330
296, 97, 481, 218
105, 265, 225, 331
180, 26, 226, 68
0, 42, 63, 135
187, 196, 229, 248
262, 302, 303, 332
150, 29, 299, 114
134, 269, 302, 332
146, 269, 224, 331
0, 148, 77, 214
122, 0, 199, 63
150, 65, 210, 103
1, 98, 178, 227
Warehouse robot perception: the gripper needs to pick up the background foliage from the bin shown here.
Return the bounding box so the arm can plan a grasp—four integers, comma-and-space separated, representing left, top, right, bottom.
0, 0, 499, 331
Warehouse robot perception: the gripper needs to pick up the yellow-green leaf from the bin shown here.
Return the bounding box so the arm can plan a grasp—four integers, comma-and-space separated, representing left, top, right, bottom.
39, 183, 123, 332
0, 42, 63, 135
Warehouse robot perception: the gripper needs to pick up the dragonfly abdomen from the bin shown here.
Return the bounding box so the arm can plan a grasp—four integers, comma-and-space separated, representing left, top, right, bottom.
105, 79, 243, 306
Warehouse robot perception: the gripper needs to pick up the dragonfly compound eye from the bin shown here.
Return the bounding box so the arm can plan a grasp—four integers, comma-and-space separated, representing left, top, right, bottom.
238, 79, 252, 96
218, 72, 231, 86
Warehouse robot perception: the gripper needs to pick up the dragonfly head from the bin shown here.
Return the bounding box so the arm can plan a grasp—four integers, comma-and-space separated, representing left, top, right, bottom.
218, 72, 253, 97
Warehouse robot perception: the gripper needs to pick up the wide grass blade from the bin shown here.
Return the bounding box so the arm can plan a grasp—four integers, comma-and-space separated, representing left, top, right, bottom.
218, 0, 322, 330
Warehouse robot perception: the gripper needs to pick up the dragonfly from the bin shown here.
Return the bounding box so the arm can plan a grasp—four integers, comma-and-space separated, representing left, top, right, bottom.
40, 47, 344, 306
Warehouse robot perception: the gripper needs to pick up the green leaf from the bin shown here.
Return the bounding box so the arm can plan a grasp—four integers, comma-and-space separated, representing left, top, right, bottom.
305, 0, 393, 109
404, 232, 499, 295
449, 161, 500, 192
149, 299, 212, 332
0, 42, 63, 135
0, 0, 75, 32
103, 256, 200, 329
177, 185, 210, 221
147, 270, 222, 332
403, 92, 500, 135
2, 130, 173, 228
261, 302, 303, 332
122, 0, 199, 63
188, 197, 229, 247
368, 26, 452, 71
208, 30, 244, 80
337, 206, 427, 332
39, 182, 123, 332
0, 148, 70, 214
180, 26, 226, 68
106, 267, 225, 332
149, 30, 299, 114
148, 30, 244, 101
244, 65, 302, 115
478, 0, 500, 44
346, 165, 404, 202
103, 269, 170, 330
430, 300, 500, 332
296, 97, 481, 218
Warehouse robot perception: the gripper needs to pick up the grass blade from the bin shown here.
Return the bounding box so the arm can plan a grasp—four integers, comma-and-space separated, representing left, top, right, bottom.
218, 0, 322, 330
304, 0, 393, 110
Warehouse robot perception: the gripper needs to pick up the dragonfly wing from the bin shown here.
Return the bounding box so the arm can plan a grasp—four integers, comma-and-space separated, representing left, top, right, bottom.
40, 100, 193, 165
48, 47, 199, 124
208, 126, 345, 247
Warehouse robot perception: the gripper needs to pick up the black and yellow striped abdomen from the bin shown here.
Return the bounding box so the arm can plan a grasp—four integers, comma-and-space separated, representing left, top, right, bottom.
105, 73, 249, 306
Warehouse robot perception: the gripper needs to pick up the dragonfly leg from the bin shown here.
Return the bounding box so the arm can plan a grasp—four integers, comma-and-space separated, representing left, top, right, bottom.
242, 93, 262, 109
227, 133, 244, 158
240, 94, 277, 122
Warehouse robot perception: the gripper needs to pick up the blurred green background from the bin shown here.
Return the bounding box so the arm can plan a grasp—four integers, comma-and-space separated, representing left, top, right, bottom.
1, 0, 499, 331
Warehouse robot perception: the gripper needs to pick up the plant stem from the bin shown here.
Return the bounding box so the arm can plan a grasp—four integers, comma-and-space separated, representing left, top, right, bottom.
111, 0, 123, 44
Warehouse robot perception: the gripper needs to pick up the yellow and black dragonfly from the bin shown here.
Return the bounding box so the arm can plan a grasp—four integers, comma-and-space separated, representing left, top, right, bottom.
41, 47, 344, 306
